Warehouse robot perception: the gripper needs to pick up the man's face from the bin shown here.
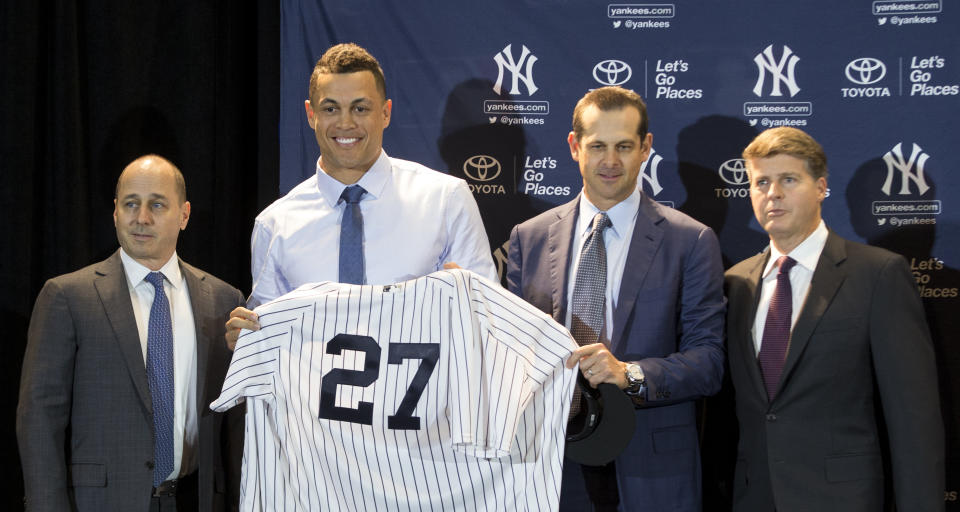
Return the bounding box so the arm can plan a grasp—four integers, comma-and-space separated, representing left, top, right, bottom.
748, 153, 826, 248
113, 161, 190, 271
569, 105, 652, 211
304, 71, 392, 183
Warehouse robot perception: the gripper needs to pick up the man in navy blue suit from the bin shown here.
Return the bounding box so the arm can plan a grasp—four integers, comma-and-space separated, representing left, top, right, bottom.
507, 86, 725, 511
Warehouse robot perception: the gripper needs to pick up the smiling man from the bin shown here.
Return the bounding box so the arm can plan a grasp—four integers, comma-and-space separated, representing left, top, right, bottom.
724, 127, 944, 511
226, 43, 495, 346
17, 155, 245, 511
507, 86, 725, 511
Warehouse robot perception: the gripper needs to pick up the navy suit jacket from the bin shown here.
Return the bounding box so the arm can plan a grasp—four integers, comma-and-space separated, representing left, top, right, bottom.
507, 193, 726, 511
17, 250, 245, 512
725, 230, 944, 512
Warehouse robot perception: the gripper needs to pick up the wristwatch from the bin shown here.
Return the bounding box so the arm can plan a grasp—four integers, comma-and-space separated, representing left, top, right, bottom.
624, 363, 645, 398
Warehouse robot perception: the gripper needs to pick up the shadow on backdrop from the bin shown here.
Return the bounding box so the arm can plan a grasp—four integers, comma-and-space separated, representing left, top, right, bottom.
438, 78, 553, 285
846, 158, 960, 474
676, 115, 765, 269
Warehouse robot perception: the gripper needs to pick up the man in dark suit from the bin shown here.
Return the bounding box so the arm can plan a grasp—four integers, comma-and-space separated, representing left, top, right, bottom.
725, 127, 944, 511
507, 86, 726, 511
17, 155, 245, 511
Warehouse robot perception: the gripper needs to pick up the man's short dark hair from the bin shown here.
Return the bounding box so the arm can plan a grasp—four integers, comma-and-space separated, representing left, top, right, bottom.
571, 86, 648, 141
309, 43, 387, 105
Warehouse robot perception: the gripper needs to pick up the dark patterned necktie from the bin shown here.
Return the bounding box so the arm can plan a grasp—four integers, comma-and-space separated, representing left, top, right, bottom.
758, 256, 797, 400
339, 185, 366, 284
569, 212, 611, 416
145, 271, 175, 485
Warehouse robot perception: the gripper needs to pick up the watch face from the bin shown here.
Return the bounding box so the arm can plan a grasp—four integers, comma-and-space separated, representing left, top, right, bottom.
627, 364, 643, 381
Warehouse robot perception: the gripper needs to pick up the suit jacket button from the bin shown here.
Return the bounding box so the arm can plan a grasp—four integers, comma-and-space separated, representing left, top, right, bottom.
146, 461, 155, 470
766, 413, 777, 421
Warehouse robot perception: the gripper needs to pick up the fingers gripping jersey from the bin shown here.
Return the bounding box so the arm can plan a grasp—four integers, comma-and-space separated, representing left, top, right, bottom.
211, 269, 577, 511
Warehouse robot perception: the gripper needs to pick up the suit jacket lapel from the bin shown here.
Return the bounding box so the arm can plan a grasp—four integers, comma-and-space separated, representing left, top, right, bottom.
181, 260, 212, 415
610, 194, 664, 354
94, 250, 153, 413
546, 198, 579, 324
780, 231, 847, 390
739, 250, 771, 403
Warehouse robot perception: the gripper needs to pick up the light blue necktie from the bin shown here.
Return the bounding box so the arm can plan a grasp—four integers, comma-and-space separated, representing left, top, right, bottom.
145, 271, 175, 486
339, 185, 366, 284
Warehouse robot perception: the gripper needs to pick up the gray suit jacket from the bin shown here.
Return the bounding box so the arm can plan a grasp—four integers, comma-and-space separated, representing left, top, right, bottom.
724, 230, 945, 512
508, 194, 726, 511
17, 250, 245, 512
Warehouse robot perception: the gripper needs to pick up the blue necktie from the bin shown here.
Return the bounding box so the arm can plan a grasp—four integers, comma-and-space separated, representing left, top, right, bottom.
569, 212, 611, 417
145, 272, 175, 486
339, 185, 366, 284
758, 256, 797, 400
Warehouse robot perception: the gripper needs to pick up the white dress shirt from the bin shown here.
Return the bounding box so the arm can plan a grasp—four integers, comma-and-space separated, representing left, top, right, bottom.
752, 220, 829, 354
564, 190, 641, 341
119, 249, 198, 480
248, 150, 496, 307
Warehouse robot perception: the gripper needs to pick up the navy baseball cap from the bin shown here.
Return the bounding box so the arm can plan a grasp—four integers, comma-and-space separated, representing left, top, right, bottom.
564, 374, 636, 466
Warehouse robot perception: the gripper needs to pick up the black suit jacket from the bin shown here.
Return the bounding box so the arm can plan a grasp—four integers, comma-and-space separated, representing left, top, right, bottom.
17, 250, 245, 512
724, 230, 944, 512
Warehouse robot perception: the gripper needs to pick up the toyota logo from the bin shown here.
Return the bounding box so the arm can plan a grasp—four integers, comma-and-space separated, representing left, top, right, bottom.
463, 155, 502, 182
593, 59, 632, 86
845, 58, 886, 85
718, 159, 750, 186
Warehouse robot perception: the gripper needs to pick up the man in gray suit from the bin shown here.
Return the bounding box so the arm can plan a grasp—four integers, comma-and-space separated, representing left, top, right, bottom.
17, 155, 244, 511
725, 127, 944, 511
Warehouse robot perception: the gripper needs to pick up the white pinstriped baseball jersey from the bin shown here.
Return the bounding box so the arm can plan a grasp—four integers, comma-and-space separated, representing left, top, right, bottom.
211, 269, 577, 511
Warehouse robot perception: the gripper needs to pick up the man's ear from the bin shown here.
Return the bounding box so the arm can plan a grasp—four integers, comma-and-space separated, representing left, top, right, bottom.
304, 99, 316, 129
568, 131, 581, 162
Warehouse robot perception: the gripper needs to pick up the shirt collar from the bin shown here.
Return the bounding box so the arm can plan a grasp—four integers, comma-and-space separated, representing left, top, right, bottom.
577, 188, 641, 239
762, 219, 828, 278
119, 249, 183, 289
315, 149, 391, 207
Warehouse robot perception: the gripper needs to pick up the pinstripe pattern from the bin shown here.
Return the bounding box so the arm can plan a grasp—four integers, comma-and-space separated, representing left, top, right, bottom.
211, 269, 577, 511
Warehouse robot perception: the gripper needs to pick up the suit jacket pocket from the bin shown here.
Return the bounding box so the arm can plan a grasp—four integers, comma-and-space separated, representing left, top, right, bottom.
652, 425, 694, 453
215, 467, 226, 493
813, 316, 862, 334
68, 462, 107, 487
824, 453, 882, 482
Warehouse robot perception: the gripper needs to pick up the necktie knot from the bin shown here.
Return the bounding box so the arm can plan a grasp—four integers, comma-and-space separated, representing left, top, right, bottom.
146, 271, 165, 289
776, 256, 797, 275
590, 212, 611, 236
340, 185, 366, 204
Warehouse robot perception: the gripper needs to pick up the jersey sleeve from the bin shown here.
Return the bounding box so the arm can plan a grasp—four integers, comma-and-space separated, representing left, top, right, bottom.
445, 270, 576, 459
210, 320, 282, 412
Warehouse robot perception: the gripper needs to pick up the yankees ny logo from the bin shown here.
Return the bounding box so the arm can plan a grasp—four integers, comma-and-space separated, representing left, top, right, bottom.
639, 148, 664, 196
493, 44, 538, 96
753, 44, 801, 97
882, 143, 930, 196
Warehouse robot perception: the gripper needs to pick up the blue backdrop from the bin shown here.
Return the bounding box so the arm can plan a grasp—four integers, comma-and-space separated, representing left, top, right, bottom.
278, 0, 958, 505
